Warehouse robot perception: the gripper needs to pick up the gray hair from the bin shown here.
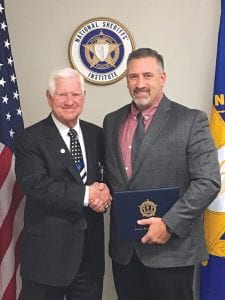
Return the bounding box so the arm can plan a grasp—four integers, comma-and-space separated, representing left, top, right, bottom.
47, 68, 85, 96
127, 48, 164, 72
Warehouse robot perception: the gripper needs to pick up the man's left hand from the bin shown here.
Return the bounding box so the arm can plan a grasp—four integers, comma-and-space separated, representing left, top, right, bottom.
137, 217, 171, 244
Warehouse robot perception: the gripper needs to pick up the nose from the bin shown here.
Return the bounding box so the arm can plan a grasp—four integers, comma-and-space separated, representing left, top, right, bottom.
136, 75, 145, 88
65, 94, 74, 105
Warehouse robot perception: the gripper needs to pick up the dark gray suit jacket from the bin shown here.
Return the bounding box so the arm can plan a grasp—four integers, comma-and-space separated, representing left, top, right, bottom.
103, 95, 221, 268
15, 115, 105, 286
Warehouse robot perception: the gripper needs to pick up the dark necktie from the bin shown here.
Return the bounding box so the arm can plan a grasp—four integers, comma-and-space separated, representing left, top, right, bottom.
68, 129, 87, 183
131, 112, 145, 165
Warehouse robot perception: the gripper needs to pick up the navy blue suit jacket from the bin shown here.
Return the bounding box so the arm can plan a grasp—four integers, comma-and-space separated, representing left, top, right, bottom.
15, 115, 105, 286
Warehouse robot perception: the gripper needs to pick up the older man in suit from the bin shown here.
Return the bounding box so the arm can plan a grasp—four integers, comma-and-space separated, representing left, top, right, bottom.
15, 68, 112, 300
103, 48, 221, 300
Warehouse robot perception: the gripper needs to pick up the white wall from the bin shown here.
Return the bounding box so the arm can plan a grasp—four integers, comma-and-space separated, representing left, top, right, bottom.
5, 1, 220, 299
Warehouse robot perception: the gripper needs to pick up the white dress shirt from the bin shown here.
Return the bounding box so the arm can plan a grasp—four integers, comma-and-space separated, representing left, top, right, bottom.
51, 114, 89, 206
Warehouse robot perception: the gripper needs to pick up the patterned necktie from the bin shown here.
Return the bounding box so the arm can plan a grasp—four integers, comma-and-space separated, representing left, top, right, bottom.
131, 112, 145, 165
68, 129, 87, 183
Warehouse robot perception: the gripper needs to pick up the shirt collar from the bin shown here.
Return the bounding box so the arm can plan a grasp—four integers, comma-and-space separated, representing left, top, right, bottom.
51, 113, 81, 135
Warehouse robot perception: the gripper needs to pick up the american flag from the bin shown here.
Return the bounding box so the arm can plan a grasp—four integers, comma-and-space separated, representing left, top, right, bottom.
0, 0, 25, 299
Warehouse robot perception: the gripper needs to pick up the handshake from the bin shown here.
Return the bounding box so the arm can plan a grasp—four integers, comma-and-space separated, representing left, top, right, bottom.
89, 182, 112, 213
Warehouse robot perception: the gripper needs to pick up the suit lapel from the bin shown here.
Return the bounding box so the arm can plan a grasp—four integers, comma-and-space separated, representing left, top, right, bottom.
111, 105, 131, 184
80, 121, 95, 182
131, 96, 173, 179
42, 116, 83, 183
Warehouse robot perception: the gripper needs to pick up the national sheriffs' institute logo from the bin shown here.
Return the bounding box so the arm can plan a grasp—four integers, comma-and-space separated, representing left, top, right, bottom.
69, 17, 135, 85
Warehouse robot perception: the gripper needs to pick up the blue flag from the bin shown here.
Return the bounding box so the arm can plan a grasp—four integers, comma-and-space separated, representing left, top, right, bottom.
200, 1, 225, 299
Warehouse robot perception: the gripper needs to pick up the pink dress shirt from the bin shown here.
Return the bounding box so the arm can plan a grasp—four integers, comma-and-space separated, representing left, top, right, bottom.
119, 96, 162, 178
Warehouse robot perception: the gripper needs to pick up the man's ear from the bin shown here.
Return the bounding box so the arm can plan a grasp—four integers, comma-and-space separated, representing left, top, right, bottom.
46, 90, 50, 99
46, 90, 52, 107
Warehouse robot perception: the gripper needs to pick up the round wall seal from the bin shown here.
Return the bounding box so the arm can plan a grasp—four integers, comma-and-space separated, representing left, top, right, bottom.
69, 17, 135, 85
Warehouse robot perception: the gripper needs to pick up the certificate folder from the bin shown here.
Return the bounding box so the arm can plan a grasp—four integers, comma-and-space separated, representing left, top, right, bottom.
113, 187, 179, 240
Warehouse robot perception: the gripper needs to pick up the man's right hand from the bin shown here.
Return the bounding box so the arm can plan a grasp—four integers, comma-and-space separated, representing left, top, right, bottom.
89, 182, 112, 212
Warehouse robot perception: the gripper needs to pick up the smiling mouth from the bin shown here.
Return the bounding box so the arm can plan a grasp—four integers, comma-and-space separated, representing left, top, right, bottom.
134, 88, 149, 93
62, 107, 77, 110
133, 91, 149, 98
135, 91, 148, 94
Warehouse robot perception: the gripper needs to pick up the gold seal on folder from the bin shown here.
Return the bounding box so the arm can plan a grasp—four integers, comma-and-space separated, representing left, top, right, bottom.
139, 199, 157, 217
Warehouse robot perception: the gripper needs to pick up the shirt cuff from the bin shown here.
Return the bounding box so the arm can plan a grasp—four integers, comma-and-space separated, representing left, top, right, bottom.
83, 185, 89, 207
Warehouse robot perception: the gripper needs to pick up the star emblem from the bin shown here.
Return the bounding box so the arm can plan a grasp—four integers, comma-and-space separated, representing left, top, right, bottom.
0, 77, 6, 87
17, 107, 22, 116
11, 74, 16, 83
1, 21, 7, 31
13, 91, 19, 99
0, 4, 4, 14
83, 30, 120, 68
2, 95, 8, 104
6, 112, 11, 121
9, 128, 15, 138
4, 39, 10, 49
8, 56, 13, 65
